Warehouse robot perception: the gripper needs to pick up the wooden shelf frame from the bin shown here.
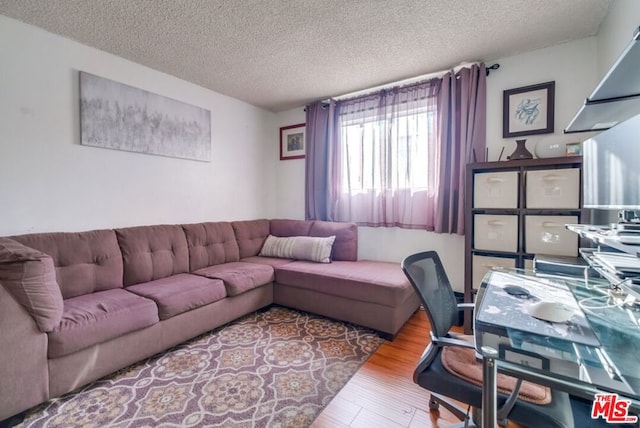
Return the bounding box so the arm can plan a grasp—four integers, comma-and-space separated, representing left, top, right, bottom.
463, 156, 588, 333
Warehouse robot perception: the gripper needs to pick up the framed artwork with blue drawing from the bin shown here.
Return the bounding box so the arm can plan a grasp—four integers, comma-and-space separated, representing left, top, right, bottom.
503, 81, 555, 138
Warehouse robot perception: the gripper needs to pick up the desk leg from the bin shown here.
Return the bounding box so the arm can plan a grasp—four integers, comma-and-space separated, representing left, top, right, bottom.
481, 346, 498, 428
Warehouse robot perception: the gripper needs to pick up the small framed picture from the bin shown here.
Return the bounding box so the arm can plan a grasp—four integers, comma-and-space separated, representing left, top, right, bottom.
280, 123, 306, 160
503, 81, 555, 138
565, 142, 582, 156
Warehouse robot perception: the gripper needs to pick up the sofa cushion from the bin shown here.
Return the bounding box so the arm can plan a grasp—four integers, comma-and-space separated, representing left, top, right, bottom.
126, 274, 227, 320
259, 235, 335, 263
193, 262, 274, 296
116, 225, 189, 286
309, 221, 358, 261
0, 238, 63, 332
270, 219, 314, 237
182, 222, 240, 271
241, 256, 294, 268
231, 220, 270, 258
48, 288, 159, 358
275, 260, 414, 307
12, 229, 123, 299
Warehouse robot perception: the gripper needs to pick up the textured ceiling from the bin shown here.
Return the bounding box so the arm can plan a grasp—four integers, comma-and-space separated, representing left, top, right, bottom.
0, 0, 612, 112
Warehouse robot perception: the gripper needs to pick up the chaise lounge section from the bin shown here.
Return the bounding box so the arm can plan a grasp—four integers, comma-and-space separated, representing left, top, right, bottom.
0, 219, 420, 421
234, 219, 419, 336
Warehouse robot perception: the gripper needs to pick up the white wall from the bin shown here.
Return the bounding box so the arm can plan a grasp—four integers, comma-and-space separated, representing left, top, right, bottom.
485, 37, 599, 161
597, 0, 640, 77
357, 227, 464, 281
0, 16, 277, 236
274, 108, 307, 219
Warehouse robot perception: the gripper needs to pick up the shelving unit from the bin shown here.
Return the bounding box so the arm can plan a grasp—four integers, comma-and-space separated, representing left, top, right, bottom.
568, 224, 640, 298
567, 224, 640, 256
463, 156, 587, 333
564, 26, 640, 133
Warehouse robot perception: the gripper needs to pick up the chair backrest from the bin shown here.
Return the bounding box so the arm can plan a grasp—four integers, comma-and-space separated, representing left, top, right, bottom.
401, 251, 458, 338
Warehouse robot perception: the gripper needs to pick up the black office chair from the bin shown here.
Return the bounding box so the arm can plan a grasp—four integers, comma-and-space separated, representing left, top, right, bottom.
401, 251, 575, 428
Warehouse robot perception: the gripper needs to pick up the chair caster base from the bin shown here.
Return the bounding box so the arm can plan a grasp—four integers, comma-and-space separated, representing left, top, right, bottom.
429, 398, 440, 411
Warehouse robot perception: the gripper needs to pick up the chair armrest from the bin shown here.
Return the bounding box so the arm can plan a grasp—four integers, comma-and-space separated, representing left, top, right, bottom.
431, 335, 475, 349
457, 302, 475, 309
414, 337, 475, 383
415, 334, 475, 383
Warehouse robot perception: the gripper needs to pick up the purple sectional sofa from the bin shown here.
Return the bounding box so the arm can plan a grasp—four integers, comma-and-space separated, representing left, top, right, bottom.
0, 219, 420, 421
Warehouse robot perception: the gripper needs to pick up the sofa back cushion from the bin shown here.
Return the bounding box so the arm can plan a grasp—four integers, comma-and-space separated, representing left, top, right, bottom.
269, 219, 313, 237
231, 220, 270, 258
309, 221, 358, 261
116, 225, 189, 286
12, 229, 124, 299
0, 237, 64, 332
182, 222, 240, 271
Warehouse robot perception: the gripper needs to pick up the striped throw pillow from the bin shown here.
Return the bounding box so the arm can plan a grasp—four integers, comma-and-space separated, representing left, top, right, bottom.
259, 235, 336, 263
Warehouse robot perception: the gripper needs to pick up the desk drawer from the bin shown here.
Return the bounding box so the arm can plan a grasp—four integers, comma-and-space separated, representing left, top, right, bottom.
525, 215, 578, 257
472, 255, 516, 290
526, 168, 580, 209
474, 215, 518, 252
474, 171, 518, 208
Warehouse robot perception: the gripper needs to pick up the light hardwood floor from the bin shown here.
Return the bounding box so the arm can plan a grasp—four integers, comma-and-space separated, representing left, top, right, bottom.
312, 308, 464, 427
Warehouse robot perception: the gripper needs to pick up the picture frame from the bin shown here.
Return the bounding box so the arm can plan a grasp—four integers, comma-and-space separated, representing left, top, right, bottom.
503, 81, 555, 138
80, 72, 211, 161
565, 142, 582, 156
280, 123, 306, 160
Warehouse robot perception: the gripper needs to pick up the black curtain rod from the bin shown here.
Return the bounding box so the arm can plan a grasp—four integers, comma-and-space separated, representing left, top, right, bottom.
305, 63, 501, 111
486, 63, 500, 76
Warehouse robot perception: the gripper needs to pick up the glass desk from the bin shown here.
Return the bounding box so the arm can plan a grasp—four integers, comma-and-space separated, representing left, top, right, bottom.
474, 268, 640, 427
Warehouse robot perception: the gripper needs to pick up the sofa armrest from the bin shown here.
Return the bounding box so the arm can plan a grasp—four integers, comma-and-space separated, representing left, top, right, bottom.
0, 285, 49, 421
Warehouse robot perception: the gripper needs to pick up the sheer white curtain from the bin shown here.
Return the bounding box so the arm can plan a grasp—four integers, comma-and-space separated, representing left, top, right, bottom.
331, 80, 442, 229
306, 63, 486, 233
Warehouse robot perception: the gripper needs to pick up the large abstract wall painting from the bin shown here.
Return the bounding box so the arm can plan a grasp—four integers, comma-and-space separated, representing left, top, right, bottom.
79, 72, 211, 161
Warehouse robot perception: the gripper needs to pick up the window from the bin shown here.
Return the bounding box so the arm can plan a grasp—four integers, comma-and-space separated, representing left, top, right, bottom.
339, 107, 436, 193
306, 63, 485, 234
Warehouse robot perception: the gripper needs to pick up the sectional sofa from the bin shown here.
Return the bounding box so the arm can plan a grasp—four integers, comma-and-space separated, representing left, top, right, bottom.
0, 219, 420, 421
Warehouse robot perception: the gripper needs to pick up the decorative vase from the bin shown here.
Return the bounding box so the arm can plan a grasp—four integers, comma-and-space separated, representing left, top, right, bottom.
508, 139, 533, 160
535, 137, 566, 158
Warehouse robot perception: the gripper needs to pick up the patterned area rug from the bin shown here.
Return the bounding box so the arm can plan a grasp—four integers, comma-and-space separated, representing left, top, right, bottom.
19, 306, 385, 428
